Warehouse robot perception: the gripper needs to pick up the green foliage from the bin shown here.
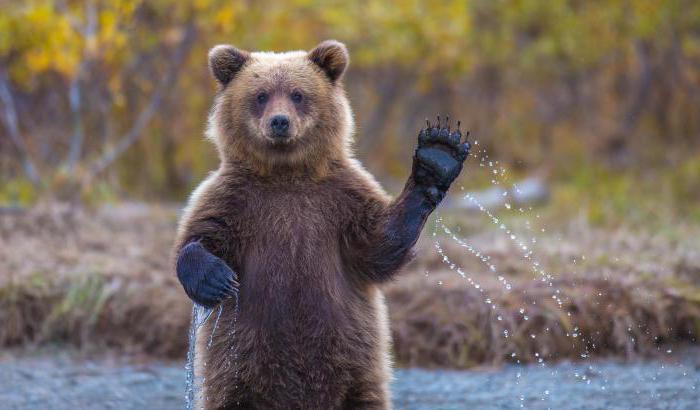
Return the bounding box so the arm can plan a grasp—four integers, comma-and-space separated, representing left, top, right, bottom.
0, 179, 38, 205
545, 156, 700, 227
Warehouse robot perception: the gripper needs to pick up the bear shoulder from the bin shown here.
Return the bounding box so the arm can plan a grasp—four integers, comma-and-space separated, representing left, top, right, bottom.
173, 168, 242, 256
334, 158, 391, 206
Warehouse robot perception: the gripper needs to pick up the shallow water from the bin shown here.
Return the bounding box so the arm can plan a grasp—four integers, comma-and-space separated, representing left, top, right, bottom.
1, 353, 697, 409
391, 359, 700, 409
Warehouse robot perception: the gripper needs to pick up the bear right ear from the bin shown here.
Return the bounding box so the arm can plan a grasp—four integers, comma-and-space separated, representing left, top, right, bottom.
309, 40, 349, 84
208, 45, 250, 86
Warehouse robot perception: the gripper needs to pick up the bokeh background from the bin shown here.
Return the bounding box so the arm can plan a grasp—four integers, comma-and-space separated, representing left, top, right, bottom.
2, 0, 700, 385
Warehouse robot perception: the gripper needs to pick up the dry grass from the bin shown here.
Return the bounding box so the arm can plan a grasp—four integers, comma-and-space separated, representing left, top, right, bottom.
387, 213, 700, 367
0, 203, 190, 356
1, 203, 699, 368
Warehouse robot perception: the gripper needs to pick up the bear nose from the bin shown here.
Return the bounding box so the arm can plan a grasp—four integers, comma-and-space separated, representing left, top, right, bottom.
270, 115, 290, 138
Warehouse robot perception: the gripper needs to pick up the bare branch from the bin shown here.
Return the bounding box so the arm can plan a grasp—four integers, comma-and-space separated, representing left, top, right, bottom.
66, 73, 85, 171
65, 0, 98, 172
85, 23, 197, 183
0, 71, 42, 186
620, 41, 653, 134
356, 69, 402, 154
603, 41, 654, 165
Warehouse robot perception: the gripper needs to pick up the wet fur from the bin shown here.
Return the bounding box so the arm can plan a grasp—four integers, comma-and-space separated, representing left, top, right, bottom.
174, 41, 466, 409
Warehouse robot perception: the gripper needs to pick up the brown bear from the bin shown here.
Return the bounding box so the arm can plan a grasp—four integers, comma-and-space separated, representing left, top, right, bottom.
174, 40, 470, 409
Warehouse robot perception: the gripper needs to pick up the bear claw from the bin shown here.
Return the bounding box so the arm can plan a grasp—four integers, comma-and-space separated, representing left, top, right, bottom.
412, 115, 470, 204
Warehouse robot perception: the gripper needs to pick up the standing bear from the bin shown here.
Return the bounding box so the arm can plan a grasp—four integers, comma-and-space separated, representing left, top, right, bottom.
174, 40, 470, 409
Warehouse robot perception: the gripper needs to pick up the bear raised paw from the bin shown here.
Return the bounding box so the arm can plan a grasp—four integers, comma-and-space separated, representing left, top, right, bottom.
414, 116, 471, 205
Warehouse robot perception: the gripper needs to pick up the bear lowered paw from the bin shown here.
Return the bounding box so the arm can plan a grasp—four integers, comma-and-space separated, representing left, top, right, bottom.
413, 115, 471, 204
176, 241, 239, 308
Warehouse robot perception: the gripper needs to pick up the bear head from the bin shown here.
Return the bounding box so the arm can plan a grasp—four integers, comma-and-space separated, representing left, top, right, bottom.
206, 40, 354, 176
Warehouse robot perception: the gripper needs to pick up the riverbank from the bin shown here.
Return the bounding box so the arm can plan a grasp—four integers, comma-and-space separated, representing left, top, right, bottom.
1, 203, 699, 367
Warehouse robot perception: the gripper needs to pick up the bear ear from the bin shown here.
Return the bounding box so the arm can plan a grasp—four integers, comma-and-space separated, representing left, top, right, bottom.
208, 45, 250, 86
308, 40, 349, 84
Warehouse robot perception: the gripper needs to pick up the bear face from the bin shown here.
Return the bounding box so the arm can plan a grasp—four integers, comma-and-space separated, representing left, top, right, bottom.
206, 40, 354, 175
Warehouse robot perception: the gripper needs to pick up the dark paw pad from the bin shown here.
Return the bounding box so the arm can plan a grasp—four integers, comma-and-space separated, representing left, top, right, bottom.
413, 115, 470, 201
416, 147, 460, 182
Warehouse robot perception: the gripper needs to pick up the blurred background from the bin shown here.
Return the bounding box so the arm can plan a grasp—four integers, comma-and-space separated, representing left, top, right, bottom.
1, 1, 699, 408
2, 0, 699, 210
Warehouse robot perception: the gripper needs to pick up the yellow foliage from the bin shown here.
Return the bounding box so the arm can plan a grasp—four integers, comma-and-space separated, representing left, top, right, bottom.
0, 0, 698, 203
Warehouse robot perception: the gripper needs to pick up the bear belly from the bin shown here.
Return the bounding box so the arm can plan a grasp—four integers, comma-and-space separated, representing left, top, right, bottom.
197, 260, 382, 409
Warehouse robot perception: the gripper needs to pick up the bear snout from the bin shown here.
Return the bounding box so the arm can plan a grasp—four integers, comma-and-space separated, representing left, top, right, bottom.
270, 115, 291, 139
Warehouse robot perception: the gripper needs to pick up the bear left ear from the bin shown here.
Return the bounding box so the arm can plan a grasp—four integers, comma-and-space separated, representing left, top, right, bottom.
309, 40, 349, 84
209, 44, 250, 86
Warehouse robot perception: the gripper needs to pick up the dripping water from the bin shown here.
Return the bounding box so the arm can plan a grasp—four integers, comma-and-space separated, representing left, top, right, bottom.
185, 304, 213, 410
208, 305, 224, 349
431, 143, 614, 404
185, 297, 236, 410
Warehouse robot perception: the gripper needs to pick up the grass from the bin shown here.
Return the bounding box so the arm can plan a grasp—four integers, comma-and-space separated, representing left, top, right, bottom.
0, 203, 190, 356
0, 199, 699, 369
386, 208, 700, 368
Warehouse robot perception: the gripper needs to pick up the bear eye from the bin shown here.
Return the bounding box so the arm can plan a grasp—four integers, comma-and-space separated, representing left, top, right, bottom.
256, 92, 268, 104
291, 91, 303, 103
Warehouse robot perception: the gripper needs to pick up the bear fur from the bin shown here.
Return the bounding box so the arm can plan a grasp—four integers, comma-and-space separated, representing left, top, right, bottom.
174, 40, 469, 409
